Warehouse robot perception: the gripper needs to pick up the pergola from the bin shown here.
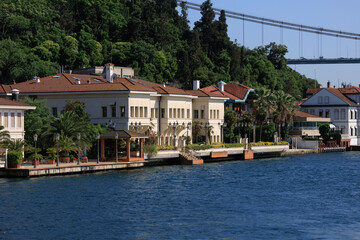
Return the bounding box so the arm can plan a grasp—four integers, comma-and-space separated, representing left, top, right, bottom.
99, 130, 148, 162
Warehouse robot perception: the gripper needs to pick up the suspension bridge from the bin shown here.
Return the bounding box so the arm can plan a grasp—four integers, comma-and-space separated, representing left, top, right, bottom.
179, 1, 360, 65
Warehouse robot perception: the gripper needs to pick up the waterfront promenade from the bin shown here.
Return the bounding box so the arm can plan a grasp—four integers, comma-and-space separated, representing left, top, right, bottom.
0, 145, 325, 178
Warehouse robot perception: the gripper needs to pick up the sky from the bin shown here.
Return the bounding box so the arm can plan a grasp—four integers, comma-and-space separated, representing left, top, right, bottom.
181, 0, 360, 87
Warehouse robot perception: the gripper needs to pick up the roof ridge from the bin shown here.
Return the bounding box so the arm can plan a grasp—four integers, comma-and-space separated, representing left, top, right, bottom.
120, 82, 130, 91
62, 73, 74, 84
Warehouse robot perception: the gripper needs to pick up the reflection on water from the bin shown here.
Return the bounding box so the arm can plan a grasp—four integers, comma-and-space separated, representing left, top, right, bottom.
1, 152, 360, 239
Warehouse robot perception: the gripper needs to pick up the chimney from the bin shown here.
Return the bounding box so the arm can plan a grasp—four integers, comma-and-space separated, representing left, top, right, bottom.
33, 76, 40, 83
162, 82, 166, 87
105, 63, 114, 83
218, 81, 226, 92
87, 80, 91, 84
319, 84, 323, 88
11, 89, 19, 101
193, 80, 200, 90
76, 79, 80, 85
327, 81, 331, 88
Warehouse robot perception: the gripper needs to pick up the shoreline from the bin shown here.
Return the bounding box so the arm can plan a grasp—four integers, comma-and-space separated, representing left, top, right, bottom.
0, 146, 345, 178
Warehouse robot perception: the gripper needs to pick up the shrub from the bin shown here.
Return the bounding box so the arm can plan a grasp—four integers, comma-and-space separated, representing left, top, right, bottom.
28, 153, 44, 161
156, 145, 177, 151
224, 143, 244, 148
7, 151, 23, 164
277, 141, 289, 145
210, 142, 225, 148
187, 144, 212, 150
47, 152, 57, 159
144, 144, 158, 157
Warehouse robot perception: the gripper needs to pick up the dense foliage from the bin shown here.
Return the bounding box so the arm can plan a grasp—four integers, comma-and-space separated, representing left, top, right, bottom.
0, 0, 317, 99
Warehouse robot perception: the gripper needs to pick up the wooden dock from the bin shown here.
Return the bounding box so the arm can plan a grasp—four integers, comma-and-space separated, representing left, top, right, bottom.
0, 161, 144, 178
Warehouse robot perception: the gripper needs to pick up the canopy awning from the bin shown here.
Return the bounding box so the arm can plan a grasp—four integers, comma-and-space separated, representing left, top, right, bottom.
100, 130, 148, 139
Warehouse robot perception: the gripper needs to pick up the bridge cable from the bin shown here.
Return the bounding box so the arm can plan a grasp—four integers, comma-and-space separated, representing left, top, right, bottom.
182, 1, 360, 40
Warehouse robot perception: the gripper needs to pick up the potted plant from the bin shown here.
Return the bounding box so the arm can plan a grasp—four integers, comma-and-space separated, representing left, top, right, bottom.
7, 151, 23, 168
46, 148, 57, 164
81, 156, 88, 163
58, 136, 77, 163
28, 153, 43, 165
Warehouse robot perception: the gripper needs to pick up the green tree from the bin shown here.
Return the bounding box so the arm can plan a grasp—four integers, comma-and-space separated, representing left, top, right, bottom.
224, 108, 238, 143
61, 35, 78, 69
192, 120, 202, 143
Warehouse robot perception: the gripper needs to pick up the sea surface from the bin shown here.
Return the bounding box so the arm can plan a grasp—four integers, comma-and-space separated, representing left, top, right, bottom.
1, 152, 360, 239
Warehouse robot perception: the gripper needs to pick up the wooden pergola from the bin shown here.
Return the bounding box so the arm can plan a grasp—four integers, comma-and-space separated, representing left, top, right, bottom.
100, 130, 148, 162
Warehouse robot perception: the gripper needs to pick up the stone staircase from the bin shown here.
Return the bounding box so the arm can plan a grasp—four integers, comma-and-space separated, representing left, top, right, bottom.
179, 150, 203, 165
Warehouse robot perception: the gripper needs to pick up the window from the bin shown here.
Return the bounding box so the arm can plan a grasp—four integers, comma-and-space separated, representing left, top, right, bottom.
355, 111, 358, 120
135, 107, 139, 117
178, 109, 181, 118
355, 127, 358, 136
130, 107, 134, 117
17, 113, 21, 128
351, 127, 354, 136
169, 108, 172, 118
151, 108, 154, 118
341, 109, 346, 119
161, 108, 165, 118
52, 107, 58, 117
194, 110, 199, 119
173, 108, 176, 118
325, 110, 330, 118
351, 111, 354, 120
120, 106, 125, 118
11, 113, 15, 128
187, 109, 190, 118
155, 108, 158, 118
318, 96, 323, 104
324, 96, 329, 104
0, 113, 2, 125
334, 109, 339, 120
144, 107, 148, 118
210, 110, 213, 119
182, 109, 184, 118
102, 106, 107, 118
140, 107, 143, 117
4, 113, 8, 128
319, 110, 323, 117
310, 109, 315, 115
111, 105, 116, 117
201, 110, 205, 119
217, 110, 219, 119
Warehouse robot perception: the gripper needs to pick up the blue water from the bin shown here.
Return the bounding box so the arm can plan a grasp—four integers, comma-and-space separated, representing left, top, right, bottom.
1, 152, 360, 239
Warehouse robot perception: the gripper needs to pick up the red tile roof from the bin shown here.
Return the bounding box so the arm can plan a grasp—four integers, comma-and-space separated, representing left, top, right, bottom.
326, 88, 356, 105
201, 83, 252, 101
184, 89, 227, 97
0, 98, 34, 108
295, 110, 323, 118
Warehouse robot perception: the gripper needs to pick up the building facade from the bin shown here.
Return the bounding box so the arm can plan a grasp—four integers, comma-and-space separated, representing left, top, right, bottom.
0, 64, 227, 146
300, 83, 360, 145
0, 98, 35, 140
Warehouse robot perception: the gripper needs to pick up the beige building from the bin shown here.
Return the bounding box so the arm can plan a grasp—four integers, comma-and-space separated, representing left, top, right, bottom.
0, 97, 36, 140
0, 64, 227, 146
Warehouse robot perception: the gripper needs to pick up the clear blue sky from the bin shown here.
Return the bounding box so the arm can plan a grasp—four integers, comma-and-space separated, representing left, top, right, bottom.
182, 0, 360, 87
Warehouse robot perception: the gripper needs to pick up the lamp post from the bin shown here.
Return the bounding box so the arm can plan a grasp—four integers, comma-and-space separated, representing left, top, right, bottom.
56, 133, 60, 166
33, 134, 38, 168
173, 122, 178, 146
115, 133, 118, 163
77, 132, 81, 165
221, 122, 227, 143
97, 133, 100, 164
186, 122, 191, 145
205, 122, 210, 144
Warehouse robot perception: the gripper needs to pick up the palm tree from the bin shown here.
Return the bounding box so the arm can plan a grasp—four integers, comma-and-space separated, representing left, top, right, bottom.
3, 139, 24, 152
255, 106, 268, 141
206, 125, 214, 144
273, 90, 297, 140
192, 120, 202, 143
224, 108, 238, 143
0, 125, 10, 147
43, 111, 92, 149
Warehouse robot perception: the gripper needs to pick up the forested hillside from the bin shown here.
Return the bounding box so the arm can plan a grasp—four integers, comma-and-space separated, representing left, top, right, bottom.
0, 0, 317, 99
